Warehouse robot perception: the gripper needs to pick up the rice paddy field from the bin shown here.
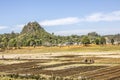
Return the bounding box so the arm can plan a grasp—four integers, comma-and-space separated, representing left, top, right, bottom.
0, 45, 120, 80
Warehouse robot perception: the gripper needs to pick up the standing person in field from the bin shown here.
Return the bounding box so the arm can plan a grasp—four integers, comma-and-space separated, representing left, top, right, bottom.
2, 55, 4, 59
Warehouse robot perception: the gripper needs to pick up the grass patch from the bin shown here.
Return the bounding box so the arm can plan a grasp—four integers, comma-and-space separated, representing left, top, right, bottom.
2, 45, 120, 54
0, 76, 35, 80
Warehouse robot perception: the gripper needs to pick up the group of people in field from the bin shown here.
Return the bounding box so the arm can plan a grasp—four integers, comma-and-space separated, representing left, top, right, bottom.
83, 58, 95, 64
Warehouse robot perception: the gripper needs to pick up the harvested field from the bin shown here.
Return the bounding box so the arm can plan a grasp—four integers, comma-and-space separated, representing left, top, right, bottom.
76, 65, 120, 80
0, 59, 107, 77
0, 51, 120, 79
12, 65, 106, 77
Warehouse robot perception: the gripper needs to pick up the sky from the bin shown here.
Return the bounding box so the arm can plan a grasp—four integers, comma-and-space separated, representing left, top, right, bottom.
0, 0, 120, 35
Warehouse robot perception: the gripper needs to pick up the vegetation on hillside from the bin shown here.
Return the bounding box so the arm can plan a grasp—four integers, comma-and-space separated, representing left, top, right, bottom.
0, 22, 120, 50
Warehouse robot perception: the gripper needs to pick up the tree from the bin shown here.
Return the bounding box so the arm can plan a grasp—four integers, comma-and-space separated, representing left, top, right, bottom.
26, 38, 34, 46
100, 37, 106, 45
95, 38, 100, 45
29, 39, 36, 47
111, 39, 114, 45
2, 37, 9, 48
10, 31, 16, 38
8, 38, 17, 47
81, 36, 90, 46
16, 39, 22, 49
0, 43, 4, 49
35, 39, 42, 46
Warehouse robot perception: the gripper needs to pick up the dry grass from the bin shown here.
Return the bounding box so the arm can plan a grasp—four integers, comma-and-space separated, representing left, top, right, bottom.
0, 77, 35, 80
0, 60, 28, 65
2, 45, 120, 54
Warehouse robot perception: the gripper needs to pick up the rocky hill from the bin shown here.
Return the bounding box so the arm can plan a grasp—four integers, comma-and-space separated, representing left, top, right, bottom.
17, 22, 53, 46
21, 22, 50, 36
21, 22, 45, 34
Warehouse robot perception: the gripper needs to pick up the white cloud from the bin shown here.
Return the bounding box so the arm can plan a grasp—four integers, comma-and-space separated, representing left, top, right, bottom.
84, 10, 120, 22
0, 26, 7, 30
1, 10, 120, 34
40, 17, 80, 26
39, 10, 120, 27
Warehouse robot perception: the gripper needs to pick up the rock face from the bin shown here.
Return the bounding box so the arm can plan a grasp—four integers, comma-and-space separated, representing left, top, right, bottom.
20, 21, 51, 39
18, 22, 52, 46
21, 22, 45, 34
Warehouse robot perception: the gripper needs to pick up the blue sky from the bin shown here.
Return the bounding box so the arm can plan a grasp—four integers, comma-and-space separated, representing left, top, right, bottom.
0, 0, 120, 35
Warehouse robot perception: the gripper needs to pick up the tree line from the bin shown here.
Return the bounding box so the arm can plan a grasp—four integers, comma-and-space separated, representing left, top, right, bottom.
0, 31, 118, 50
